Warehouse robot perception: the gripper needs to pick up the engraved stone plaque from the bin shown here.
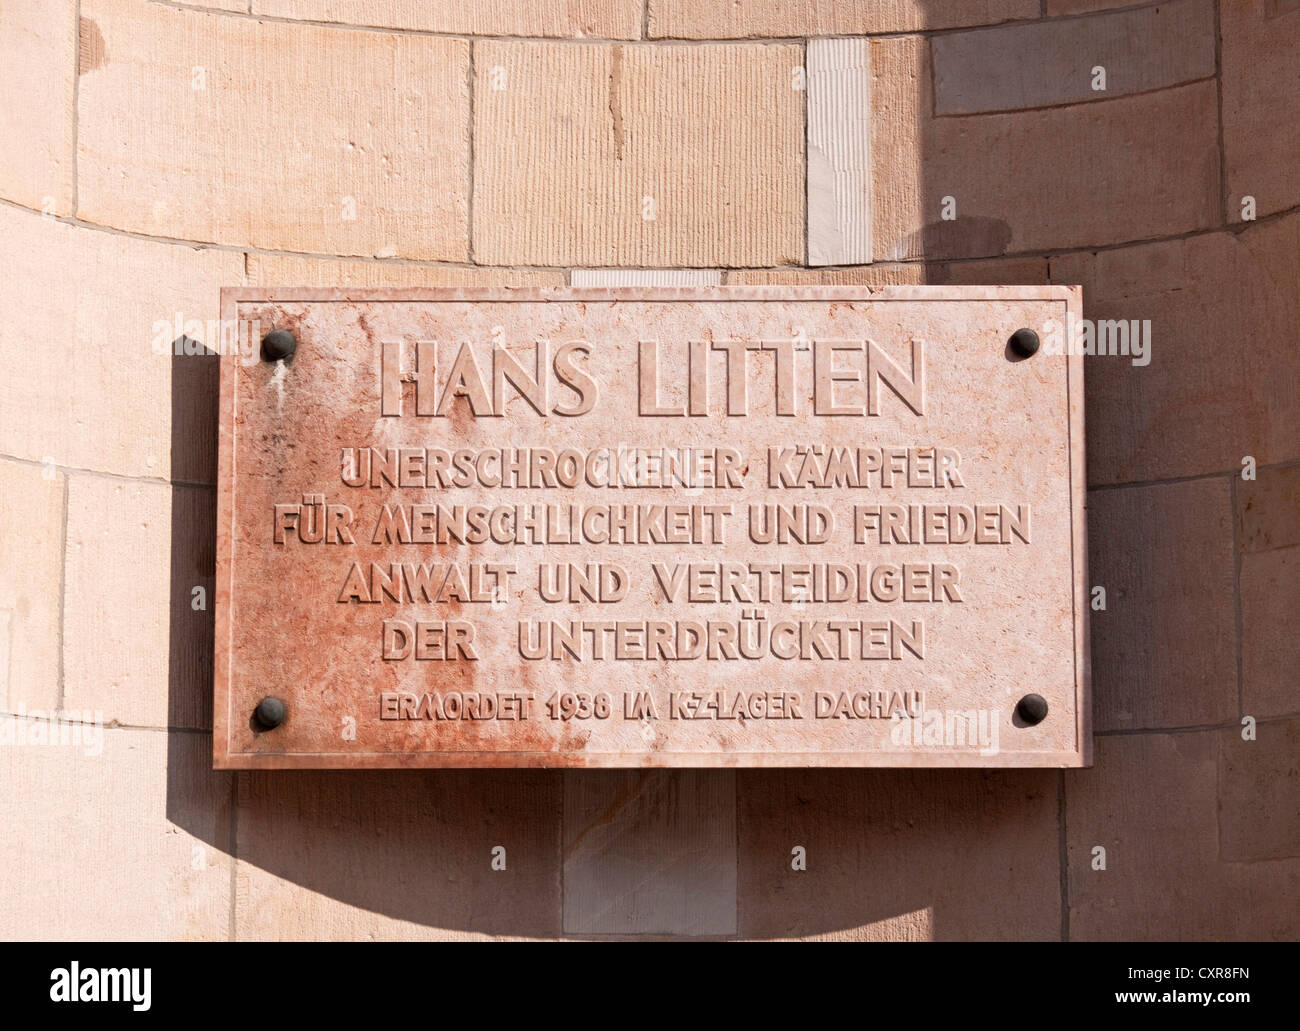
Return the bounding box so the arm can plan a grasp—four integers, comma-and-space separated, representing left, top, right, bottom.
215, 287, 1090, 769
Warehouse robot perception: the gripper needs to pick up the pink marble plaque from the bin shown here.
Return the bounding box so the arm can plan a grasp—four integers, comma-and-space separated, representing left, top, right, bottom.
214, 287, 1090, 768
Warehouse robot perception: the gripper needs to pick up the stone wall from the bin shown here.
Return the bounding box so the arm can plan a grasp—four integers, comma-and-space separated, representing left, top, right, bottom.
1, 0, 1296, 939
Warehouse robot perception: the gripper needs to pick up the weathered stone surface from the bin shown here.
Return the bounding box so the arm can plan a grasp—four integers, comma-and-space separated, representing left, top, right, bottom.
0, 0, 76, 213
570, 269, 721, 286
1050, 214, 1300, 485
253, 0, 642, 37
0, 0, 1287, 947
472, 41, 804, 267
730, 266, 932, 287
872, 36, 1220, 261
0, 205, 244, 484
737, 768, 1060, 939
0, 460, 65, 713
77, 0, 470, 259
649, 0, 1038, 37
63, 476, 215, 731
1237, 463, 1300, 554
933, 0, 1215, 114
0, 726, 231, 940
1222, 0, 1300, 220
234, 770, 561, 939
1067, 731, 1300, 940
1046, 0, 1130, 13
563, 771, 735, 936
216, 286, 1088, 769
1237, 463, 1300, 719
727, 256, 1049, 287
921, 256, 1051, 286
807, 39, 872, 266
1086, 479, 1236, 732
1218, 717, 1300, 862
246, 254, 564, 288
184, 0, 248, 11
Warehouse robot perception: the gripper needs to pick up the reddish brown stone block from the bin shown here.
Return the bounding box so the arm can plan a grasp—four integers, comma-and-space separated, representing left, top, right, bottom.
1086, 479, 1236, 731
932, 1, 1215, 115
1218, 717, 1300, 863
872, 37, 1220, 262
1222, 0, 1300, 221
737, 767, 1061, 940
1050, 214, 1300, 485
234, 769, 562, 939
1067, 731, 1300, 940
1237, 464, 1300, 719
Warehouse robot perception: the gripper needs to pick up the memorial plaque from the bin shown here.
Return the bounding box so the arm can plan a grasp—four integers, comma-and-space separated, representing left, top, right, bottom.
214, 286, 1090, 769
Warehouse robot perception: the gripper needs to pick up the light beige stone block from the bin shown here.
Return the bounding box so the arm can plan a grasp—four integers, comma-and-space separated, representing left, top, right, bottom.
77, 0, 470, 259
253, 0, 642, 37
473, 41, 804, 267
0, 206, 244, 484
0, 0, 76, 213
0, 725, 231, 940
807, 39, 872, 266
187, 0, 249, 11
0, 460, 65, 713
649, 0, 1037, 37
933, 0, 1215, 114
872, 37, 1220, 260
246, 253, 564, 288
63, 476, 214, 730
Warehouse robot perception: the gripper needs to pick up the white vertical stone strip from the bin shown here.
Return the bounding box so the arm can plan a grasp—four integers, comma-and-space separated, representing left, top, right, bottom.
570, 268, 722, 286
807, 38, 872, 267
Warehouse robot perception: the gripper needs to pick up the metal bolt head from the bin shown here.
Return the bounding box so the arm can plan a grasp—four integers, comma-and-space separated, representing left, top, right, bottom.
254, 696, 287, 730
261, 329, 297, 362
1008, 327, 1040, 359
1016, 693, 1049, 726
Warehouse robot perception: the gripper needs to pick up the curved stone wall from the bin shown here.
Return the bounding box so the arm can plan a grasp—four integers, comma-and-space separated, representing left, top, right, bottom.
1, 0, 1296, 939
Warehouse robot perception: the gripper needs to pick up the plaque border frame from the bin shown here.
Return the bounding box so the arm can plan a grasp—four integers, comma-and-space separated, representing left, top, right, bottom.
214, 286, 1090, 770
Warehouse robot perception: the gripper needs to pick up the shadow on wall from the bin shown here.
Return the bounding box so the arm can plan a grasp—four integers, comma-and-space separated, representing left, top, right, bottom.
161, 335, 1061, 941
165, 343, 570, 938
161, 0, 1297, 939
